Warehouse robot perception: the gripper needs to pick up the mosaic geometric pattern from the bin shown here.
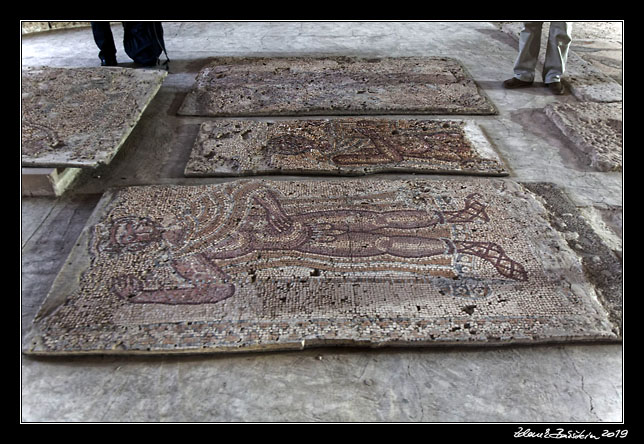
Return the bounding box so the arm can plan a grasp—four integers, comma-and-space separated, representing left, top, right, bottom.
544, 102, 622, 172
21, 67, 167, 168
24, 178, 618, 355
177, 57, 497, 117
185, 118, 508, 177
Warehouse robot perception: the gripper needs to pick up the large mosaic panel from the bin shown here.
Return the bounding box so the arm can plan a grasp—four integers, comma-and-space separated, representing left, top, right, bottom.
25, 178, 618, 355
22, 67, 167, 168
177, 57, 497, 117
184, 118, 507, 177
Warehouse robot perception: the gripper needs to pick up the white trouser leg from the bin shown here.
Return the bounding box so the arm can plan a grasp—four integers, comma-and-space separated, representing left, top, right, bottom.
512, 22, 543, 82
542, 22, 572, 84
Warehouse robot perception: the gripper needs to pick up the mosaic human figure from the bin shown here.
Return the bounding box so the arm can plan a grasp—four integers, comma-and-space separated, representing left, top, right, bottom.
102, 182, 527, 305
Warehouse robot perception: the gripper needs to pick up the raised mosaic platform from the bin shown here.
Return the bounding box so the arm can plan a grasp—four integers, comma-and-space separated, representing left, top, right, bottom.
24, 178, 618, 355
185, 118, 507, 177
177, 57, 497, 117
22, 66, 167, 168
544, 102, 622, 172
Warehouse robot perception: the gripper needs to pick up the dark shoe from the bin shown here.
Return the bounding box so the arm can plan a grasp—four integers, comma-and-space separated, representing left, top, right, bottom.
100, 57, 118, 66
503, 77, 533, 89
546, 82, 565, 95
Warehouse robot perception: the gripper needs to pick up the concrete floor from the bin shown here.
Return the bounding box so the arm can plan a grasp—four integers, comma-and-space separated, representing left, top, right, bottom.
21, 21, 623, 423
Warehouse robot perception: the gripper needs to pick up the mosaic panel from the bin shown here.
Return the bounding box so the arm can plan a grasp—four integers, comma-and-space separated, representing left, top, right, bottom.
184, 118, 507, 177
25, 178, 617, 355
22, 67, 167, 168
544, 102, 622, 172
177, 57, 497, 116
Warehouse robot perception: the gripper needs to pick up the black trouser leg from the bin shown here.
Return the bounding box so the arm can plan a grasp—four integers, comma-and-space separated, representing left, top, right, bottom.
90, 22, 117, 65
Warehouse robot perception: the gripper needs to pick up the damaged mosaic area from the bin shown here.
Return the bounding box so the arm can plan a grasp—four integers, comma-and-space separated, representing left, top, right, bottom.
25, 178, 618, 355
22, 66, 167, 168
544, 102, 622, 172
177, 57, 497, 117
185, 118, 508, 177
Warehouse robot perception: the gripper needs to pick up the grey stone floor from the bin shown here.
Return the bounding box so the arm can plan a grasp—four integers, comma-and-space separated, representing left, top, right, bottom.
21, 21, 623, 423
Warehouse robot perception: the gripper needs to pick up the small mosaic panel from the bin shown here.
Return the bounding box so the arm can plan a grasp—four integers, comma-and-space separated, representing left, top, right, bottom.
177, 57, 497, 116
25, 178, 617, 355
22, 67, 167, 168
544, 102, 622, 172
184, 118, 507, 177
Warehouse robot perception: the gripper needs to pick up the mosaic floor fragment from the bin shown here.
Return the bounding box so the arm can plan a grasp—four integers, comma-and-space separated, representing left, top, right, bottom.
177, 57, 497, 117
22, 66, 167, 168
25, 178, 618, 355
544, 102, 622, 172
184, 118, 508, 177
523, 183, 622, 335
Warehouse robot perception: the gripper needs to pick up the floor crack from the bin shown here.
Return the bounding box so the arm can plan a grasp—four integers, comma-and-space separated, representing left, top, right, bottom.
564, 348, 600, 421
407, 362, 425, 421
21, 199, 59, 250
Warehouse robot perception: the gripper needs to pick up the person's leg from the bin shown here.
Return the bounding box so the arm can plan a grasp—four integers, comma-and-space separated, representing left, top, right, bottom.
122, 22, 163, 67
542, 22, 573, 86
512, 22, 544, 82
90, 22, 117, 66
